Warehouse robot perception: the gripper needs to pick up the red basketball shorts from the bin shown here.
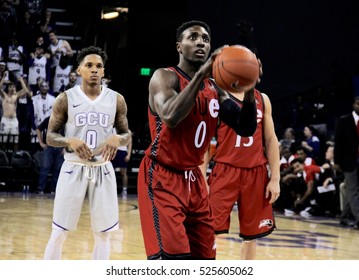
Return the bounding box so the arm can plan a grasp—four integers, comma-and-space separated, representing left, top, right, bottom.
137, 155, 216, 259
208, 162, 276, 240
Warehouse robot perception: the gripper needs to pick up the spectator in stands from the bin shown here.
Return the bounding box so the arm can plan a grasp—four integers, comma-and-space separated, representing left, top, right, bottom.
32, 75, 46, 95
31, 81, 55, 149
64, 70, 78, 90
52, 54, 71, 96
312, 144, 343, 217
0, 61, 9, 118
274, 162, 299, 215
16, 74, 34, 151
288, 146, 316, 166
334, 96, 359, 229
27, 44, 50, 93
279, 157, 330, 217
31, 80, 54, 126
35, 115, 64, 194
39, 9, 55, 47
0, 74, 30, 151
279, 146, 292, 171
39, 9, 55, 41
31, 81, 55, 151
0, 61, 9, 89
5, 35, 25, 81
279, 127, 297, 152
47, 30, 73, 89
301, 125, 321, 162
101, 76, 111, 88
34, 35, 47, 50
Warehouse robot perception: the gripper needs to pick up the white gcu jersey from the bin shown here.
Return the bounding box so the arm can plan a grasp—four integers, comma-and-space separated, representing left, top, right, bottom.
7, 45, 23, 72
53, 64, 71, 93
49, 39, 65, 68
64, 85, 118, 164
28, 56, 47, 85
32, 93, 56, 126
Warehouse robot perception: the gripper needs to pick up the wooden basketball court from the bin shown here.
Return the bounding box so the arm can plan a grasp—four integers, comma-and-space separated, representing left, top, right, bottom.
0, 192, 358, 260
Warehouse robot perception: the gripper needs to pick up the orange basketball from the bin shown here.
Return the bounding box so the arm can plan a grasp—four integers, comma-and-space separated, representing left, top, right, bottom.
212, 45, 259, 92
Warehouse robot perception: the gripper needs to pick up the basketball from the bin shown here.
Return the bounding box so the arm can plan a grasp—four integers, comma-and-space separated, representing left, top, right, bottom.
212, 45, 259, 92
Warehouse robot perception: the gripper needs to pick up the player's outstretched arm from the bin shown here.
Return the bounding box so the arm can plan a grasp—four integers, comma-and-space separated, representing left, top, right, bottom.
218, 87, 257, 137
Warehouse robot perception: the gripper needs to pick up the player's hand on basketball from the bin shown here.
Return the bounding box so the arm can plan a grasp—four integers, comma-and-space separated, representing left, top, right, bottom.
200, 45, 229, 78
200, 55, 216, 78
68, 138, 93, 160
212, 45, 259, 93
210, 45, 229, 63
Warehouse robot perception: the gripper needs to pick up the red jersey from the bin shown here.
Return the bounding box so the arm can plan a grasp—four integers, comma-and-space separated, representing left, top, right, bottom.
303, 165, 322, 183
145, 66, 219, 171
213, 89, 267, 168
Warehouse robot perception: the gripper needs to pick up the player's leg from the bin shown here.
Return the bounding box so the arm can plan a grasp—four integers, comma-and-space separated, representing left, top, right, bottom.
44, 162, 88, 259
92, 231, 111, 260
10, 118, 19, 151
186, 168, 216, 259
208, 162, 241, 233
241, 240, 256, 260
0, 117, 10, 150
44, 228, 69, 259
88, 163, 119, 259
238, 165, 275, 259
138, 156, 192, 259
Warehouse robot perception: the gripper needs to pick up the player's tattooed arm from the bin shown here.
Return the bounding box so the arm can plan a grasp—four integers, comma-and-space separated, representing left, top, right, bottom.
97, 93, 130, 162
114, 94, 130, 146
47, 92, 69, 148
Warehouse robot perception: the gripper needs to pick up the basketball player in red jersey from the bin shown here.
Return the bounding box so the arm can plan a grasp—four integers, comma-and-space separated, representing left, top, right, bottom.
203, 88, 280, 259
137, 20, 259, 260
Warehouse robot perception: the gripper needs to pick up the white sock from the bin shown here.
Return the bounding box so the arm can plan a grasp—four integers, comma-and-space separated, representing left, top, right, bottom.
44, 229, 68, 260
92, 232, 111, 260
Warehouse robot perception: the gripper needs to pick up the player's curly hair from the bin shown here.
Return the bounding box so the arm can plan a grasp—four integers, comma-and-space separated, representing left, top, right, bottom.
77, 46, 108, 65
176, 20, 211, 42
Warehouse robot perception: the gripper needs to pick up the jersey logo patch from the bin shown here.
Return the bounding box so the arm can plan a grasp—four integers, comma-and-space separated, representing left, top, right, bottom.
258, 219, 273, 229
73, 103, 82, 108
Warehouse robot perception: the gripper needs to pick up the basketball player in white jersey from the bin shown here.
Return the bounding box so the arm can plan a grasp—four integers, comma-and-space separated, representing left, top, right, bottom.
43, 46, 130, 260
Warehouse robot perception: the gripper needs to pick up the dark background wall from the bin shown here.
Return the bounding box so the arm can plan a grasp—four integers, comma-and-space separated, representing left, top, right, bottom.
69, 0, 359, 148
